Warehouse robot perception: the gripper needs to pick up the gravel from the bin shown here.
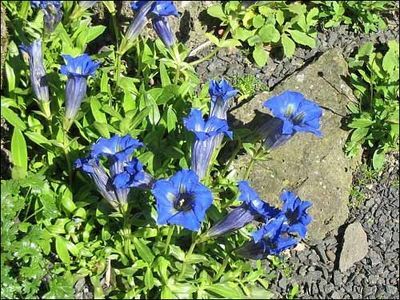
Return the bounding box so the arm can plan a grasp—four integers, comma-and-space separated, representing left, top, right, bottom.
194, 17, 399, 92
264, 152, 399, 299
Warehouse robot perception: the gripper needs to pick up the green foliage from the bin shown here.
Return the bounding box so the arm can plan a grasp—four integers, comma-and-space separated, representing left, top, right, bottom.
315, 0, 392, 33
345, 40, 399, 170
207, 1, 319, 66
233, 74, 269, 100
1, 1, 285, 298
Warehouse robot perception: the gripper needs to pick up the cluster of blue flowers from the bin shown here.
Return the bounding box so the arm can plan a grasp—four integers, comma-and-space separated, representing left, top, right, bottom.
73, 77, 320, 258
24, 1, 323, 259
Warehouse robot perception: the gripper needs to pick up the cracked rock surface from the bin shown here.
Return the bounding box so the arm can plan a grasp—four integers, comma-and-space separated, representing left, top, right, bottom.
230, 49, 361, 241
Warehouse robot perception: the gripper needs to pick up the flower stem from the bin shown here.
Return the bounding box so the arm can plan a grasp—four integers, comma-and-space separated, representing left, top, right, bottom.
172, 44, 182, 84
178, 234, 198, 281
164, 226, 175, 254
213, 256, 229, 282
244, 144, 263, 180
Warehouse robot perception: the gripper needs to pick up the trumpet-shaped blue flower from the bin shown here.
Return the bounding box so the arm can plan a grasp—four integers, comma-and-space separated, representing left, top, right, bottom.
74, 157, 120, 209
263, 91, 322, 149
91, 135, 143, 162
152, 170, 213, 231
206, 181, 279, 238
280, 190, 312, 238
75, 135, 145, 209
19, 39, 49, 103
184, 109, 232, 179
127, 1, 178, 47
131, 1, 178, 17
209, 79, 238, 120
113, 158, 153, 189
236, 216, 299, 259
30, 1, 63, 32
60, 54, 99, 123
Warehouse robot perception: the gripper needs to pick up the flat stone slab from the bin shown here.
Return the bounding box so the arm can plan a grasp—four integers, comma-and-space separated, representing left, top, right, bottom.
230, 49, 360, 242
339, 222, 368, 272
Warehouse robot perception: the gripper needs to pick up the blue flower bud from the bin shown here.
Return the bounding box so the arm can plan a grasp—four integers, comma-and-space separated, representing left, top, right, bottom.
31, 1, 63, 32
19, 39, 49, 103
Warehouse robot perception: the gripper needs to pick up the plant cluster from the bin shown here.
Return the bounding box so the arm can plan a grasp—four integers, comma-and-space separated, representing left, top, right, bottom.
206, 1, 394, 67
207, 1, 319, 67
345, 40, 399, 170
0, 1, 340, 299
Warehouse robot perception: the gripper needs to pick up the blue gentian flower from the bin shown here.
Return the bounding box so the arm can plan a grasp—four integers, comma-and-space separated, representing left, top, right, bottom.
60, 54, 99, 126
183, 108, 232, 179
209, 79, 238, 120
75, 135, 145, 210
280, 190, 312, 238
206, 181, 279, 238
126, 1, 178, 48
236, 190, 312, 259
131, 1, 178, 17
90, 135, 144, 193
91, 135, 143, 162
74, 157, 120, 210
113, 158, 154, 189
30, 1, 63, 32
152, 169, 213, 231
236, 216, 299, 259
19, 40, 50, 105
263, 91, 322, 149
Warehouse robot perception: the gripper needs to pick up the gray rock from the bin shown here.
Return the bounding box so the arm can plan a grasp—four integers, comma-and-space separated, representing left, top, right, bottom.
333, 270, 343, 286
326, 250, 336, 262
231, 49, 360, 241
339, 222, 369, 272
331, 291, 342, 299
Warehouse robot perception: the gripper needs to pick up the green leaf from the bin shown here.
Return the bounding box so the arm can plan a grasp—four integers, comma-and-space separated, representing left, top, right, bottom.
55, 236, 71, 264
1, 107, 27, 131
348, 118, 374, 128
11, 128, 27, 179
159, 62, 171, 87
90, 97, 107, 123
306, 7, 319, 25
372, 149, 385, 170
205, 33, 220, 46
132, 237, 155, 264
357, 42, 374, 57
166, 106, 177, 133
276, 10, 284, 26
24, 131, 52, 148
60, 186, 76, 214
253, 46, 269, 67
205, 283, 244, 299
207, 5, 226, 20
233, 28, 255, 41
144, 267, 155, 290
258, 24, 280, 43
252, 15, 265, 29
287, 30, 316, 48
5, 63, 15, 92
351, 127, 369, 142
219, 39, 241, 48
281, 34, 296, 58
86, 25, 106, 43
